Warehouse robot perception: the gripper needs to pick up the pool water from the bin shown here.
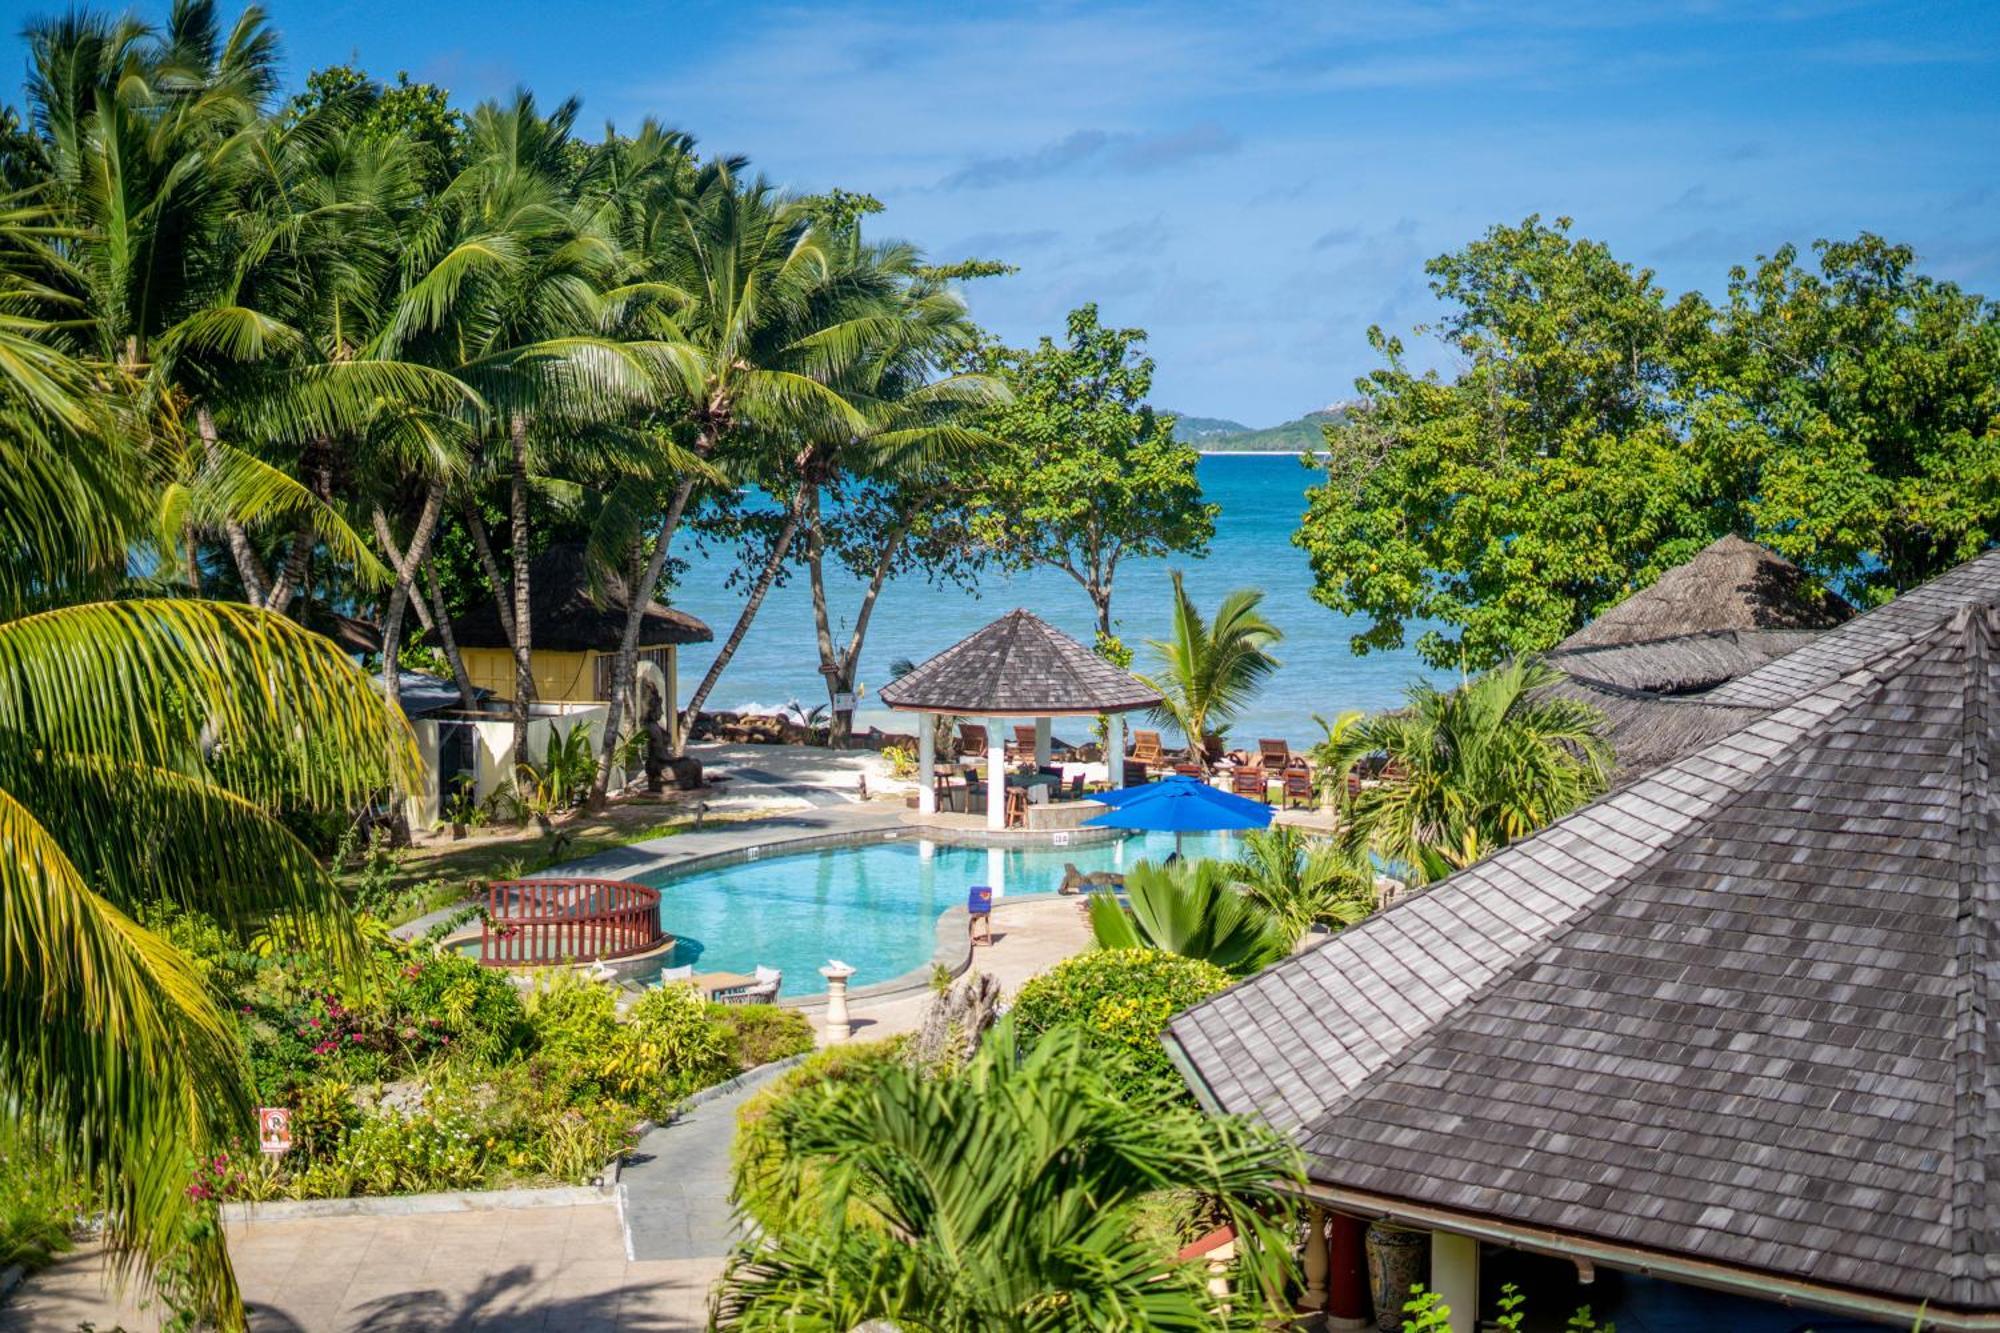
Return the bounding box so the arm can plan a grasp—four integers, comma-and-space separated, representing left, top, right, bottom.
636, 831, 1244, 996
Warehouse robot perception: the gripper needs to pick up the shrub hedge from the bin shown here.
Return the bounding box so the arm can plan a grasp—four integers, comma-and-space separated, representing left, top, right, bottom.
1010, 949, 1233, 1101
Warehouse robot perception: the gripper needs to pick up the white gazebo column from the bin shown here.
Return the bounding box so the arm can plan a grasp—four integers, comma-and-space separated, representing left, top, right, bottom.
1430, 1230, 1479, 1333
916, 714, 936, 814
1033, 716, 1052, 767
986, 716, 1007, 832
1108, 712, 1127, 789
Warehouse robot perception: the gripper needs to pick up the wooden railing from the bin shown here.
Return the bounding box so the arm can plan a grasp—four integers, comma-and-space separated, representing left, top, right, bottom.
480, 878, 665, 967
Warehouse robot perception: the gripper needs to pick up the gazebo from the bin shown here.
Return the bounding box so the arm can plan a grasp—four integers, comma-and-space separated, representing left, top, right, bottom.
877, 609, 1162, 831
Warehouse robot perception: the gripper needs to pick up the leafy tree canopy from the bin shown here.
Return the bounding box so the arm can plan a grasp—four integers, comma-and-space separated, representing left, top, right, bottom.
1299, 217, 2000, 670
963, 303, 1217, 635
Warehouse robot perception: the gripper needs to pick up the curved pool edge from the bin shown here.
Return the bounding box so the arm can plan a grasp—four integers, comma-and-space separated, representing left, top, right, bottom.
554, 818, 1105, 1010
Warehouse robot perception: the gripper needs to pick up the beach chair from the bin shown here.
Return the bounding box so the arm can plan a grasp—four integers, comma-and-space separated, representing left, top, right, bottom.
1008, 724, 1038, 760
1283, 762, 1314, 809
1130, 730, 1166, 770
1258, 738, 1291, 770
958, 723, 988, 758
1174, 760, 1208, 780
1122, 760, 1150, 787
1231, 765, 1269, 802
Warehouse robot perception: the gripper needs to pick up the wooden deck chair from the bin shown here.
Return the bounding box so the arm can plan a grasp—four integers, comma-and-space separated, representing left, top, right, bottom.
958, 723, 988, 758
1130, 730, 1166, 770
1282, 763, 1314, 809
1258, 738, 1291, 770
1009, 724, 1038, 760
1231, 765, 1269, 802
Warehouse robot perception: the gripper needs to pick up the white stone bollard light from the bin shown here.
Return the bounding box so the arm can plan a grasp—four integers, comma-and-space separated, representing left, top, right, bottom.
820, 960, 857, 1042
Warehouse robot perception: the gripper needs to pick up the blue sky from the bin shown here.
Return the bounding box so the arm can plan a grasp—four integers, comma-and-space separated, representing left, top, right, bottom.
8, 0, 1996, 423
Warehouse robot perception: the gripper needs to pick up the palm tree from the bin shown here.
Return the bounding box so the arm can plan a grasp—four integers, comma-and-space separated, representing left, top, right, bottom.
1086, 858, 1291, 977
714, 1022, 1300, 1332
0, 191, 416, 1327
1221, 825, 1375, 945
1319, 657, 1612, 883
1141, 572, 1282, 760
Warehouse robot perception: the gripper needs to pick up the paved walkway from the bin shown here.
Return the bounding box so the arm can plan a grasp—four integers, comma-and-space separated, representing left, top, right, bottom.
618, 1064, 792, 1262
0, 1202, 718, 1332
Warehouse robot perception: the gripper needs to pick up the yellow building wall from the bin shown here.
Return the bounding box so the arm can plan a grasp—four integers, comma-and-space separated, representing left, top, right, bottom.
459, 646, 681, 748
462, 647, 598, 703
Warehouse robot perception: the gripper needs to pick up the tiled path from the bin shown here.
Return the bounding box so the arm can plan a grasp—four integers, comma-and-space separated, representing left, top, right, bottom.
0, 1202, 718, 1331
619, 1065, 790, 1262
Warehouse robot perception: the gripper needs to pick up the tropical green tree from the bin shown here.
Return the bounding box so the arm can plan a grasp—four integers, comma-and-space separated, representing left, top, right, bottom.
671, 207, 997, 754
1221, 825, 1375, 944
0, 187, 416, 1326
964, 303, 1217, 639
1298, 217, 2000, 670
1296, 216, 1724, 671
1140, 571, 1282, 758
1691, 233, 2000, 604
714, 1022, 1300, 1332
1087, 859, 1290, 977
1319, 658, 1611, 882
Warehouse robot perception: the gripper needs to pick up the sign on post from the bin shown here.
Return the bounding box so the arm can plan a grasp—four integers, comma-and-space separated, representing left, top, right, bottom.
257, 1106, 292, 1156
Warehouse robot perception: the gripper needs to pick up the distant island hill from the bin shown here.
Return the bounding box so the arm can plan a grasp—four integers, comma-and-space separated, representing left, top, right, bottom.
1167, 404, 1351, 452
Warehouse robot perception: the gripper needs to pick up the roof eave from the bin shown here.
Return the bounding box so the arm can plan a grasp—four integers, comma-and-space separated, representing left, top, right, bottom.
1299, 1181, 1993, 1331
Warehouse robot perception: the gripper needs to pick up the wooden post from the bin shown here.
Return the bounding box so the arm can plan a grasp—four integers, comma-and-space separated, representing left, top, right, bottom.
1326, 1211, 1369, 1329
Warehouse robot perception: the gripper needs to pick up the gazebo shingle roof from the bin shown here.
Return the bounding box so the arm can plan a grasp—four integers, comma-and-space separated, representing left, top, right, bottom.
876, 609, 1162, 716
1167, 555, 2000, 1320
451, 543, 711, 653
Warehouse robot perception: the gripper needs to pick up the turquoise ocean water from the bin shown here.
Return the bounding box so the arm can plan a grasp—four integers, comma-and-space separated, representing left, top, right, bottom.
667, 453, 1446, 746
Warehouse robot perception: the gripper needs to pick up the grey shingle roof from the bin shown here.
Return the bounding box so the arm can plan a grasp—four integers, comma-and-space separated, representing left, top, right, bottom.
876, 609, 1162, 716
1169, 600, 2000, 1312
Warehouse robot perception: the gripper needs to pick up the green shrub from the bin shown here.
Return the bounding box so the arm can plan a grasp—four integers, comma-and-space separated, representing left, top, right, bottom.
1010, 949, 1233, 1101
732, 1038, 908, 1235
613, 984, 736, 1114
0, 1120, 83, 1272
708, 1003, 816, 1071
338, 1094, 485, 1195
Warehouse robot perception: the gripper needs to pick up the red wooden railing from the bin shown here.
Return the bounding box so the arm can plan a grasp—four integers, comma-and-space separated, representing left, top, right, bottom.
479, 878, 665, 967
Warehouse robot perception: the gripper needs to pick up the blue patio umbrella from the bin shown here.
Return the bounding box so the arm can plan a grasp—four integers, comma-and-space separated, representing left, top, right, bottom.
1083, 775, 1272, 856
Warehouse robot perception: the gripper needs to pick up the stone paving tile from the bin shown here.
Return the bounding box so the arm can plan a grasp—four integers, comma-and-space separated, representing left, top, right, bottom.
0, 1204, 721, 1332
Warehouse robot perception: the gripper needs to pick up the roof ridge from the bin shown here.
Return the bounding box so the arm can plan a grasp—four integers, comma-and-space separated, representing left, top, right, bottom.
1951, 605, 1999, 1297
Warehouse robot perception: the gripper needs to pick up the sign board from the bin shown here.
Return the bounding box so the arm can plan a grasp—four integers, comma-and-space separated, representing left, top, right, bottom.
833, 692, 857, 713
1052, 831, 1071, 847
257, 1106, 292, 1156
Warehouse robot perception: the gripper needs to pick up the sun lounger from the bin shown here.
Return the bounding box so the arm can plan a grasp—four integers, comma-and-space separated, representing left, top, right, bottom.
959, 723, 988, 758
1258, 738, 1291, 770
1129, 730, 1166, 771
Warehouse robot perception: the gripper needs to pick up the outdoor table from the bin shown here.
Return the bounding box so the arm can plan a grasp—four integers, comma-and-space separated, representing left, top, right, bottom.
693, 971, 755, 1000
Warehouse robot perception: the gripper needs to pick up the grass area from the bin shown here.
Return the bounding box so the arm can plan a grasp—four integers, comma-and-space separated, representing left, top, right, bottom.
338, 801, 765, 924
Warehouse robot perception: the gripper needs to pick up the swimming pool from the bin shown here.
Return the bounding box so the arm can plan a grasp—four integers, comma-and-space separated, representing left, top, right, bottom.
634, 831, 1244, 996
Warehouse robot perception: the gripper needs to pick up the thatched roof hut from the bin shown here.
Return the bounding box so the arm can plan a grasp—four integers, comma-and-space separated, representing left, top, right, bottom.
877, 609, 1160, 717
1556, 534, 1852, 652
1543, 537, 1854, 777
451, 543, 711, 652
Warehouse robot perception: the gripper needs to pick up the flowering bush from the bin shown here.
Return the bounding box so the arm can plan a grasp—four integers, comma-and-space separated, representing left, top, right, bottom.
339, 1095, 485, 1195
1011, 949, 1233, 1101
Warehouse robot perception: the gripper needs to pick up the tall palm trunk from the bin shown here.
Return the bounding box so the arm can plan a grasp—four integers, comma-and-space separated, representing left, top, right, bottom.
423, 561, 479, 708
376, 481, 447, 715
807, 487, 905, 750
590, 471, 699, 801
508, 415, 534, 787
197, 406, 272, 604
675, 484, 809, 754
